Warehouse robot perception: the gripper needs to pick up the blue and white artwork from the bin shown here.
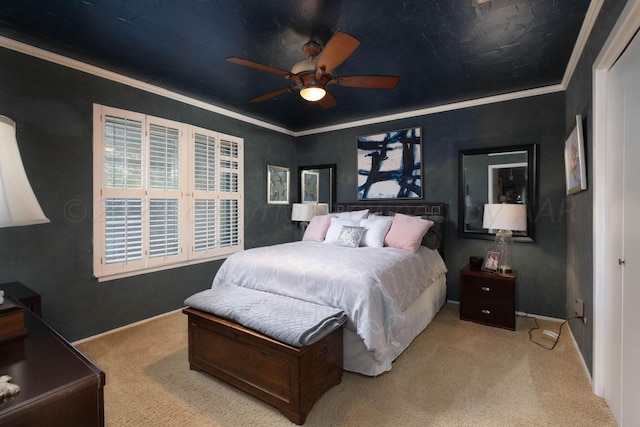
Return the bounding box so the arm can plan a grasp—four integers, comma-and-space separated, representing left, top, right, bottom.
357, 127, 422, 199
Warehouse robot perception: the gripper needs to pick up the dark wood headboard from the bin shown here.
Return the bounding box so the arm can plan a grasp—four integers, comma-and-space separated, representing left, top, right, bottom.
333, 202, 449, 258
334, 201, 447, 219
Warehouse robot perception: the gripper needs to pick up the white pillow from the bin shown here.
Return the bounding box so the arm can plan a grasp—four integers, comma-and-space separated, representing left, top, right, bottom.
333, 209, 370, 220
324, 218, 360, 244
359, 217, 393, 248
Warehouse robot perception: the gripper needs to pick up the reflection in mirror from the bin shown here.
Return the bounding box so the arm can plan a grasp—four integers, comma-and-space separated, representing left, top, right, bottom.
458, 144, 537, 242
298, 164, 337, 213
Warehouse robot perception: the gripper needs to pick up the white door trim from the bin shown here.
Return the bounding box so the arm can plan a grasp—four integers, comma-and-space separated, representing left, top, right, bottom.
592, 0, 640, 397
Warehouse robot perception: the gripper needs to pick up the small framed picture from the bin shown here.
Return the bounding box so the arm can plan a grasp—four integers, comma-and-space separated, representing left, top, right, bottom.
267, 165, 289, 204
483, 249, 501, 273
564, 114, 587, 195
301, 170, 319, 203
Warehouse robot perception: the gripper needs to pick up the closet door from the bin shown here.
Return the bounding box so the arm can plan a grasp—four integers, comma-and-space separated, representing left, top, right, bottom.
604, 28, 640, 426
619, 29, 640, 426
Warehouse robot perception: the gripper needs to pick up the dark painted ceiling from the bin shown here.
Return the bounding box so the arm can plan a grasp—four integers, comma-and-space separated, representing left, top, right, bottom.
0, 0, 592, 132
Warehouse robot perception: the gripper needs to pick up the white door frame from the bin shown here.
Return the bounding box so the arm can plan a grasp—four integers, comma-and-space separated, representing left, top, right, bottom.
592, 0, 640, 397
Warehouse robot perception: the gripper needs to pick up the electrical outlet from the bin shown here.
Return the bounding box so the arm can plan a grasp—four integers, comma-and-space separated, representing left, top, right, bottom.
575, 298, 584, 318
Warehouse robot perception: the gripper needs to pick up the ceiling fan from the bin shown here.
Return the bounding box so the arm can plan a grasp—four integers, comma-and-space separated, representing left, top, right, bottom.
226, 32, 400, 109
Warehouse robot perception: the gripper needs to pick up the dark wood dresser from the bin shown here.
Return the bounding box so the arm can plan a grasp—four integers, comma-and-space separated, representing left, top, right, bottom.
0, 299, 105, 426
460, 264, 516, 330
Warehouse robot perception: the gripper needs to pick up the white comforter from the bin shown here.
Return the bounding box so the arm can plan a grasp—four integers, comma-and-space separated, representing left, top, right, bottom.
211, 241, 447, 365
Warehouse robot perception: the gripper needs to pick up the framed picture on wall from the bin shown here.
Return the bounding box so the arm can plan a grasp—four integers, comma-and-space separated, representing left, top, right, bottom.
267, 165, 289, 204
301, 170, 319, 203
564, 115, 587, 195
357, 127, 422, 199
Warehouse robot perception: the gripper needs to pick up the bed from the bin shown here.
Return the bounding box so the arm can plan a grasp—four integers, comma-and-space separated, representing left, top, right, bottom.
184, 202, 448, 422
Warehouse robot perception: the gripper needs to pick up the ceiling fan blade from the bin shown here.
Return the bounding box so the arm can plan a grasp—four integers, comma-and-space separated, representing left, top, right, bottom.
331, 75, 400, 89
227, 57, 292, 77
315, 32, 360, 74
250, 87, 294, 103
317, 91, 337, 109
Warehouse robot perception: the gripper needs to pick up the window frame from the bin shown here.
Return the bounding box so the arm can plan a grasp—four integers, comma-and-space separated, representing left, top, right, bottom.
93, 104, 244, 282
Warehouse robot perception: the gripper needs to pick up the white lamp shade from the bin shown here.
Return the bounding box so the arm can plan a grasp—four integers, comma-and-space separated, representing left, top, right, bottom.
291, 203, 329, 221
0, 115, 50, 228
482, 203, 526, 231
291, 203, 316, 222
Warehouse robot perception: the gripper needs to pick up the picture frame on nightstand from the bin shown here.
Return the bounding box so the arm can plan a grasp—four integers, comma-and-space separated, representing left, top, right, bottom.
482, 249, 501, 273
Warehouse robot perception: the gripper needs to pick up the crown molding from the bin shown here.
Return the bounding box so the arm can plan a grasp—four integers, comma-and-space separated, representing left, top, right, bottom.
0, 36, 296, 137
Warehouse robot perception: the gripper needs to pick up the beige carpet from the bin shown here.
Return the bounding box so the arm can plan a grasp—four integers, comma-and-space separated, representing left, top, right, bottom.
75, 303, 616, 426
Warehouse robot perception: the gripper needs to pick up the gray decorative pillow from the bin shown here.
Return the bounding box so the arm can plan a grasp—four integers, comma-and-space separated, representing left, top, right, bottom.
421, 215, 445, 250
335, 226, 366, 248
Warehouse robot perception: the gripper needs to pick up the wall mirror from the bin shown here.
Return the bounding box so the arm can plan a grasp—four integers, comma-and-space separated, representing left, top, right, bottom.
458, 144, 537, 242
298, 164, 337, 212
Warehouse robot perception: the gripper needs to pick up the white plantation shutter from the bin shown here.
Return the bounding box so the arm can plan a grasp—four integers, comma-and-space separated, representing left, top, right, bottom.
149, 124, 180, 190
216, 135, 242, 253
148, 198, 180, 258
194, 132, 216, 191
219, 199, 239, 247
146, 118, 187, 267
94, 105, 243, 281
194, 199, 216, 252
104, 116, 143, 189
190, 128, 243, 259
104, 198, 143, 263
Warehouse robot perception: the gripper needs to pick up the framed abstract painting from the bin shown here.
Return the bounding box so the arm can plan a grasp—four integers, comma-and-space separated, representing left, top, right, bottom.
357, 127, 422, 200
301, 170, 319, 203
267, 164, 289, 204
564, 115, 587, 195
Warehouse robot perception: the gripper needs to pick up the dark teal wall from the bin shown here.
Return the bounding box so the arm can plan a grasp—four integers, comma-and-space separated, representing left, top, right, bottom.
0, 48, 297, 341
296, 93, 568, 319
565, 0, 629, 374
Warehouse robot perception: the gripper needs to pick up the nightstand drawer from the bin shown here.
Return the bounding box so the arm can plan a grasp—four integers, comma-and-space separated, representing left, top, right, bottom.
460, 299, 515, 330
459, 265, 516, 330
461, 276, 513, 302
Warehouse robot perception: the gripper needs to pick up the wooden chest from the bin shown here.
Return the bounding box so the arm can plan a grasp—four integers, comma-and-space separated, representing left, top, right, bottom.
182, 307, 343, 425
460, 265, 516, 330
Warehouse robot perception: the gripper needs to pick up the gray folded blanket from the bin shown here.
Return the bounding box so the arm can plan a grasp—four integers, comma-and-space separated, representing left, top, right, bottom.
184, 283, 347, 347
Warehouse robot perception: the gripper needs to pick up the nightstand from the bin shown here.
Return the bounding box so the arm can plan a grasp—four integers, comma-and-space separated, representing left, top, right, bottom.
0, 281, 42, 316
460, 264, 516, 330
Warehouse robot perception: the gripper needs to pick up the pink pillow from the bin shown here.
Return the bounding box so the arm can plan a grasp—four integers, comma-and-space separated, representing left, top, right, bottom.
302, 214, 335, 241
384, 213, 434, 252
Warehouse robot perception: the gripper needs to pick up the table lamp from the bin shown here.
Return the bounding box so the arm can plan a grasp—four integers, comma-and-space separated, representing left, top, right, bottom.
291, 203, 328, 231
482, 203, 526, 274
0, 115, 49, 344
0, 116, 50, 228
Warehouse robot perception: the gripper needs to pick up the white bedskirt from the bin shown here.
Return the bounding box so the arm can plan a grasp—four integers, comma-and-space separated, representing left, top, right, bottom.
343, 273, 447, 376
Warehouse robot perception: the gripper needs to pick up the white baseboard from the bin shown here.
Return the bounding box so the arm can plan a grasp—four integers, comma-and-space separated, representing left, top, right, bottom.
566, 322, 593, 384
72, 307, 184, 346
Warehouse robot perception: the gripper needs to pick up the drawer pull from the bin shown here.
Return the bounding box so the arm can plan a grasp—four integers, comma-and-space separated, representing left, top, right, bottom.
481, 309, 491, 315
481, 286, 491, 292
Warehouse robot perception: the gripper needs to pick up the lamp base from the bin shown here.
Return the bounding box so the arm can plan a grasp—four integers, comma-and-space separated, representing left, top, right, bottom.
498, 265, 512, 274
494, 229, 514, 273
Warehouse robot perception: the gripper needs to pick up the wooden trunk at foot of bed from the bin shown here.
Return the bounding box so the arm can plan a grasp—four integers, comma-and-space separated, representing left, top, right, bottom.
182, 307, 343, 425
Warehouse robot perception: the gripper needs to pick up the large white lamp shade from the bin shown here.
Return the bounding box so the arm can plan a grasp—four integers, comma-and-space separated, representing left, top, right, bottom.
0, 116, 49, 228
482, 203, 527, 232
291, 203, 316, 222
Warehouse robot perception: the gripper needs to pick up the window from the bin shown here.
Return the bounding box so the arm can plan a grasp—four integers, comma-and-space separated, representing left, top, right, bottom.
93, 104, 243, 281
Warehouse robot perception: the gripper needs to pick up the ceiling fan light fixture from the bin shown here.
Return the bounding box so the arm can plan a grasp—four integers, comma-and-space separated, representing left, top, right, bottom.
300, 85, 326, 102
